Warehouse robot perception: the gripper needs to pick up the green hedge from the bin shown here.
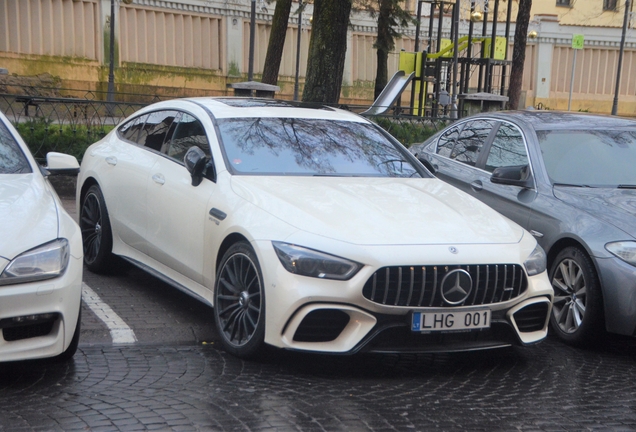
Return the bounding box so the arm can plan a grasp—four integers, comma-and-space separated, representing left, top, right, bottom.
372, 117, 441, 148
14, 118, 113, 162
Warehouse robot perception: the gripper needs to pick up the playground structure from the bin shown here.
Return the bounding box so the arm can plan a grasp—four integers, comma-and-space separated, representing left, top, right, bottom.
363, 0, 513, 119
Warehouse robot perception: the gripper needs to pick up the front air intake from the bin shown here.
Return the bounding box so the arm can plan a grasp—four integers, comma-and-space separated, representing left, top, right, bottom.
293, 309, 350, 342
513, 302, 550, 332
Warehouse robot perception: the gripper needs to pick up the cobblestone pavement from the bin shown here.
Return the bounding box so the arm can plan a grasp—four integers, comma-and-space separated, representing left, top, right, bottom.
3, 197, 629, 431
1, 335, 636, 431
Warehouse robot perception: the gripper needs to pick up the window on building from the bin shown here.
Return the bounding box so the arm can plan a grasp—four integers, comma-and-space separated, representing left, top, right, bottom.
603, 0, 618, 10
556, 0, 571, 6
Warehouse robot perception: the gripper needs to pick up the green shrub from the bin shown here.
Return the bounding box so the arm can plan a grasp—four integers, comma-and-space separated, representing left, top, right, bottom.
14, 118, 113, 162
372, 117, 440, 148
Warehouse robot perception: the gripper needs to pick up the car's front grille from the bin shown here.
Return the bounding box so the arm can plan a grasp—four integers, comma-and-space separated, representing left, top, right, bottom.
362, 264, 527, 307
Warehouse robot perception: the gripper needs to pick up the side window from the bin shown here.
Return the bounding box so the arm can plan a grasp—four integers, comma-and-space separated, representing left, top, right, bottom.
118, 114, 148, 144
138, 110, 178, 151
485, 123, 529, 172
164, 113, 210, 163
437, 126, 460, 158
0, 121, 31, 174
451, 120, 494, 166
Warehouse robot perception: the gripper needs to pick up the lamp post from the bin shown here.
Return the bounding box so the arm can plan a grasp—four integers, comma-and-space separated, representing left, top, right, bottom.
612, 0, 631, 116
293, 1, 304, 101
248, 0, 256, 82
107, 0, 116, 105
450, 0, 460, 118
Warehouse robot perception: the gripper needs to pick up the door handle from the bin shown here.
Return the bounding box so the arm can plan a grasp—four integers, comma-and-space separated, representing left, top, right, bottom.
105, 156, 117, 166
470, 180, 483, 191
152, 174, 165, 185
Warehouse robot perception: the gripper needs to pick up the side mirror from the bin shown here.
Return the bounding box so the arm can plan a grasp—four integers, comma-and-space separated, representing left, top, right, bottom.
45, 152, 80, 176
491, 164, 534, 188
417, 156, 437, 175
184, 146, 208, 186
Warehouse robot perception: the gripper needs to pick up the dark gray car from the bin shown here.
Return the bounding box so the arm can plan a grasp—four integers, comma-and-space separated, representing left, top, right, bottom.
409, 111, 636, 346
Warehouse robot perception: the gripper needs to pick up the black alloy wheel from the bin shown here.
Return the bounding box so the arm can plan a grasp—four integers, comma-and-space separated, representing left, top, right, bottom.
214, 242, 265, 358
80, 185, 114, 273
549, 246, 604, 346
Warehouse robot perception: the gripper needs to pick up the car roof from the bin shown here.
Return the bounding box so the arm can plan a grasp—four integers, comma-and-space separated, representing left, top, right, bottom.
170, 97, 369, 122
475, 110, 636, 131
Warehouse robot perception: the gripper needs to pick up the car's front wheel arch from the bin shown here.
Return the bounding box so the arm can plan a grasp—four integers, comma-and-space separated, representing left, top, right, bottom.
215, 233, 250, 276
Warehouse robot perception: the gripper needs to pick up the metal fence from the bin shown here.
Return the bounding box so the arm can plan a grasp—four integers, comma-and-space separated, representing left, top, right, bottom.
0, 93, 450, 163
0, 93, 147, 163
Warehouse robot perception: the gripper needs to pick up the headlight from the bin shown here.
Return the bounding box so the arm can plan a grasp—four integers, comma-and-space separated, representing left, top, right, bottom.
272, 241, 362, 281
524, 244, 547, 276
606, 241, 636, 266
0, 239, 70, 286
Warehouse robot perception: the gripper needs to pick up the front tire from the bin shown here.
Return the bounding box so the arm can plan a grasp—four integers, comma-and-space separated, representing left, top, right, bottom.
549, 246, 604, 346
80, 185, 115, 273
214, 242, 265, 359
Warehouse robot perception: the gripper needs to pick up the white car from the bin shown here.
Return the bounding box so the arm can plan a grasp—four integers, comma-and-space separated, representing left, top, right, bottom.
0, 111, 83, 362
77, 98, 553, 358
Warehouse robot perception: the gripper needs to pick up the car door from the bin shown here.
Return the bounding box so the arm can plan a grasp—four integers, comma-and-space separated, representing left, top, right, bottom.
103, 112, 159, 253
145, 111, 218, 286
428, 119, 496, 196
470, 121, 537, 228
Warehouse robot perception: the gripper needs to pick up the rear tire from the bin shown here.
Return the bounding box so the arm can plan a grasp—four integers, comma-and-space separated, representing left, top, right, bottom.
80, 185, 115, 273
549, 246, 604, 347
214, 242, 266, 359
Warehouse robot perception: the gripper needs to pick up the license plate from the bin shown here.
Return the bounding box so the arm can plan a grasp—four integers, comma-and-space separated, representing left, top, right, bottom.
412, 309, 491, 332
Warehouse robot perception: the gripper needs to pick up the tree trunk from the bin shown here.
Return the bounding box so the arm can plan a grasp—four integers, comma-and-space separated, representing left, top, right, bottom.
374, 0, 393, 100
302, 0, 353, 103
262, 0, 293, 86
508, 0, 532, 110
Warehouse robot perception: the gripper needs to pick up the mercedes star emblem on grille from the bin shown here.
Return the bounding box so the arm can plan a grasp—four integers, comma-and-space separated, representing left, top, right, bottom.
440, 269, 473, 305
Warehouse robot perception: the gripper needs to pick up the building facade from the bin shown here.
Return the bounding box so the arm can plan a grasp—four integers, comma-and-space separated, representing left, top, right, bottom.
1, 0, 636, 115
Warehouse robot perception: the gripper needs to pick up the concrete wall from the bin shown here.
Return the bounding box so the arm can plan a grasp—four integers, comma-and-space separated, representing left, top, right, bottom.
1, 0, 636, 115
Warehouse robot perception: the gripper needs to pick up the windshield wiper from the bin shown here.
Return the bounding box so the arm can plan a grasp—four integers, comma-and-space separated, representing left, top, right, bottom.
553, 183, 594, 188
618, 184, 636, 189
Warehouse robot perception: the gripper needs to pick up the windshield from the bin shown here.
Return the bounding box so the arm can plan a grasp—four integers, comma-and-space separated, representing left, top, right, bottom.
216, 117, 422, 177
537, 129, 636, 187
0, 120, 31, 174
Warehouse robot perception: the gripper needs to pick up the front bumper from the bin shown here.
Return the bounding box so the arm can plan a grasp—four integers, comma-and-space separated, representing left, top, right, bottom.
255, 240, 553, 354
596, 256, 636, 336
0, 254, 82, 362
278, 296, 551, 354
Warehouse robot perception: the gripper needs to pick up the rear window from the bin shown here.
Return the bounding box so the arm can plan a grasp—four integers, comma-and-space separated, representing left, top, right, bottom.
0, 120, 31, 174
216, 117, 423, 178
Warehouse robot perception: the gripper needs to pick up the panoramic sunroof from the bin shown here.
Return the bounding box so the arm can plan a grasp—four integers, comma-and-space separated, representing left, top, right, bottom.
215, 97, 334, 111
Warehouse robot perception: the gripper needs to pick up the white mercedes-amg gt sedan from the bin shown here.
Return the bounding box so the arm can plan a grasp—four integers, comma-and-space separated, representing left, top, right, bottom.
77, 98, 552, 358
0, 111, 83, 362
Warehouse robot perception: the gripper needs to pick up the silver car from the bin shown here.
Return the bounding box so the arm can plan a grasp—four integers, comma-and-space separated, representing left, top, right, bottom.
410, 111, 636, 346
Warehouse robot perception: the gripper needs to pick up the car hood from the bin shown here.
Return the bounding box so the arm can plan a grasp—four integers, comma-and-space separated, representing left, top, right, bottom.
0, 174, 59, 260
553, 187, 636, 238
231, 176, 524, 245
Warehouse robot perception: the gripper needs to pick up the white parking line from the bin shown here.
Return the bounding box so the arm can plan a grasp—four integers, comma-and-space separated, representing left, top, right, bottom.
82, 282, 137, 344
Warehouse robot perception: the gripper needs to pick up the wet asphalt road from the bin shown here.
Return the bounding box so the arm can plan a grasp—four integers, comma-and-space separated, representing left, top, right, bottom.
0, 199, 635, 431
